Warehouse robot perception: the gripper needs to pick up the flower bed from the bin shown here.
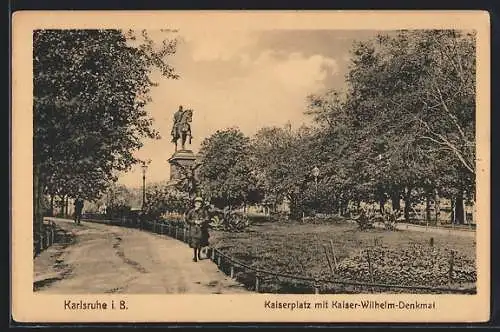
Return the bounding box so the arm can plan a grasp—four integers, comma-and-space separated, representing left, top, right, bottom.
335, 245, 476, 287
209, 221, 476, 293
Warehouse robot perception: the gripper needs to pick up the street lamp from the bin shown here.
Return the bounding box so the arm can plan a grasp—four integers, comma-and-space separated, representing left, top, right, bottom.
141, 160, 150, 209
312, 166, 320, 190
312, 166, 320, 217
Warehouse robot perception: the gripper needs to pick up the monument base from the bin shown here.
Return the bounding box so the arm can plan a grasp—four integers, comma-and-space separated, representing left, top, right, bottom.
168, 149, 197, 181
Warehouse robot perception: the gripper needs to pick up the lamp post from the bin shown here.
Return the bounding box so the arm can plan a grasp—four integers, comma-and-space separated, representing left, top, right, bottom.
141, 160, 150, 209
312, 166, 320, 216
312, 166, 320, 191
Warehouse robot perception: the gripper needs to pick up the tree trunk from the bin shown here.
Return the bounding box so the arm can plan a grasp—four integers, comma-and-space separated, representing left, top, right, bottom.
342, 200, 349, 216
289, 194, 304, 221
65, 196, 69, 218
379, 197, 386, 215
454, 192, 465, 225
450, 198, 456, 224
471, 191, 476, 225
425, 193, 432, 223
339, 200, 344, 216
463, 191, 467, 224
33, 168, 38, 232
50, 195, 54, 217
391, 191, 400, 211
33, 164, 43, 234
59, 195, 65, 216
403, 187, 412, 223
434, 189, 441, 225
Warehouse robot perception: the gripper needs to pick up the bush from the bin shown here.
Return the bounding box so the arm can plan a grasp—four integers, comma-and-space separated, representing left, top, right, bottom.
383, 208, 400, 231
143, 186, 191, 221
353, 209, 375, 230
209, 215, 224, 230
247, 214, 275, 224
225, 211, 250, 232
106, 204, 131, 220
209, 208, 250, 232
160, 212, 186, 227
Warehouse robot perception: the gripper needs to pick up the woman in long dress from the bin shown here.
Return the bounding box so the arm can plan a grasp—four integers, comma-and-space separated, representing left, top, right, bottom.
185, 197, 210, 262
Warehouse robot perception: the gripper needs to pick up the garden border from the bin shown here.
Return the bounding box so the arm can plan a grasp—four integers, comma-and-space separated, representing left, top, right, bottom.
81, 217, 476, 295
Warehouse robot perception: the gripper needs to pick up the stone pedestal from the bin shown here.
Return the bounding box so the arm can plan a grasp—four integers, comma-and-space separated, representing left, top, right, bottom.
168, 149, 196, 181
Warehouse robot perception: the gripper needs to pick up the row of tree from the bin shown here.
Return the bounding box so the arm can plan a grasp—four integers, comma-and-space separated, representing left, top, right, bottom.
34, 29, 476, 227
33, 29, 179, 231
194, 30, 476, 224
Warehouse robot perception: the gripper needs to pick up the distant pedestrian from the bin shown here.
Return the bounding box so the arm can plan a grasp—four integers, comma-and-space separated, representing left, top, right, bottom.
74, 197, 84, 225
185, 197, 210, 262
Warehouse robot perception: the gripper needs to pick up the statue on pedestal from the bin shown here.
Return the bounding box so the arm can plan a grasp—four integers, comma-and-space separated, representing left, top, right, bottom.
171, 105, 193, 151
168, 105, 197, 183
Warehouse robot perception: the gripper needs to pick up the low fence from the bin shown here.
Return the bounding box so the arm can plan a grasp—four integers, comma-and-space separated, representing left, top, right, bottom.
82, 216, 476, 295
33, 220, 57, 258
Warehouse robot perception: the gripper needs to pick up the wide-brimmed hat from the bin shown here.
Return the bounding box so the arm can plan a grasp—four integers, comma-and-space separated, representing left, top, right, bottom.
194, 197, 203, 203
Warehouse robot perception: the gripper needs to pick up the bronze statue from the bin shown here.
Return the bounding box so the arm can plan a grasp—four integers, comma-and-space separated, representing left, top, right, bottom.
171, 105, 193, 151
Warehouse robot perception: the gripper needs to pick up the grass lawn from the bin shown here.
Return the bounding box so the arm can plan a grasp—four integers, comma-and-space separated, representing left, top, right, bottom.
209, 220, 476, 294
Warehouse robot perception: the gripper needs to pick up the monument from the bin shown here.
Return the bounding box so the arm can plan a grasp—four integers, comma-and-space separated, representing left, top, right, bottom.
168, 105, 197, 182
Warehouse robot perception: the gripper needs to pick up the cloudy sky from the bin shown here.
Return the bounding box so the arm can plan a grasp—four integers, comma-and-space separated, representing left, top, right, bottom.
118, 29, 383, 187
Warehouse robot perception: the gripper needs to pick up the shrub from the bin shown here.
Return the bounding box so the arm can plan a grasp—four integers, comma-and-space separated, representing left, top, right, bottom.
353, 209, 375, 230
106, 204, 131, 220
209, 208, 250, 232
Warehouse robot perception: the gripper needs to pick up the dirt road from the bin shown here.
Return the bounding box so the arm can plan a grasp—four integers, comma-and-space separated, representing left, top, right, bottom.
33, 218, 249, 294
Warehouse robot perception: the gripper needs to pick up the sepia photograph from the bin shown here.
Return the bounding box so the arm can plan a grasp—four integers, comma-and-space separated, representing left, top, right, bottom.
12, 10, 490, 323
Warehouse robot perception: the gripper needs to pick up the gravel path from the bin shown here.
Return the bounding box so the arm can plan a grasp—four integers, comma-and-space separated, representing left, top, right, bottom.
33, 218, 249, 294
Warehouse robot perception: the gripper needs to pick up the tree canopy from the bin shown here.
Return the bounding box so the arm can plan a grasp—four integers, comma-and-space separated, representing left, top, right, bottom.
246, 29, 476, 224
34, 29, 179, 202
44, 29, 476, 227
198, 128, 261, 209
306, 30, 475, 222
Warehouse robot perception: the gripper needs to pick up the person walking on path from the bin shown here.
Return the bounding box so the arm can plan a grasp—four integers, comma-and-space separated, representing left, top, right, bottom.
185, 197, 210, 262
73, 197, 84, 225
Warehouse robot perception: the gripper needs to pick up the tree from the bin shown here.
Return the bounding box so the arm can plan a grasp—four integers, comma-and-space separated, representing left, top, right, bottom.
33, 29, 179, 231
306, 29, 476, 224
250, 125, 295, 211
144, 184, 191, 220
102, 183, 135, 219
306, 90, 364, 215
250, 124, 319, 219
343, 33, 430, 220
198, 128, 259, 209
346, 30, 476, 223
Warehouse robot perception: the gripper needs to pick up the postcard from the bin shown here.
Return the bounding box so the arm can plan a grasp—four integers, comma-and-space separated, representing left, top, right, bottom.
11, 10, 490, 323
